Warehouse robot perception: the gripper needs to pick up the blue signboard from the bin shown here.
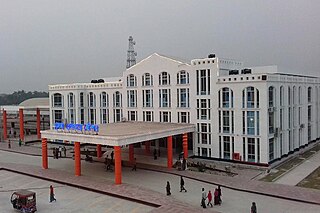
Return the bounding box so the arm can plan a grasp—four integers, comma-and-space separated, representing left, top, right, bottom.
54, 122, 99, 134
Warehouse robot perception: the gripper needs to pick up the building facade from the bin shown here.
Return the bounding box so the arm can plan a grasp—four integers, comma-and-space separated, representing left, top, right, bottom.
49, 53, 320, 165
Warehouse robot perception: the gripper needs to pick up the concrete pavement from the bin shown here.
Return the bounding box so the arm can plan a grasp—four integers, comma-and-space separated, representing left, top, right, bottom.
275, 150, 320, 186
1, 149, 320, 213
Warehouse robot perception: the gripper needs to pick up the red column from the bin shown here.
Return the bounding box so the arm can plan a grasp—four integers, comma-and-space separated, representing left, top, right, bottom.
97, 144, 102, 158
42, 138, 48, 169
167, 136, 173, 168
114, 146, 122, 184
19, 108, 24, 141
183, 133, 188, 159
145, 141, 151, 155
129, 144, 134, 164
36, 108, 41, 139
74, 142, 81, 176
2, 110, 7, 140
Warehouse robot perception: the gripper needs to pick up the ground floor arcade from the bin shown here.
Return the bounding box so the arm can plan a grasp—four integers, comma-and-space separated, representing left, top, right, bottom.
40, 121, 195, 184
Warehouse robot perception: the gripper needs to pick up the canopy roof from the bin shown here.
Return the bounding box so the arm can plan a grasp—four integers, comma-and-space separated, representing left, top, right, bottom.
41, 121, 195, 146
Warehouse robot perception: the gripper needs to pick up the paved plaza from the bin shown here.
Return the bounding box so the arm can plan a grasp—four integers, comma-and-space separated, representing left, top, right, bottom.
0, 171, 153, 213
1, 142, 320, 212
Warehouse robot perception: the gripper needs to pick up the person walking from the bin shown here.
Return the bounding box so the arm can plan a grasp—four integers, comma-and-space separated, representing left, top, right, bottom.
132, 158, 137, 171
201, 188, 207, 208
180, 176, 187, 192
214, 188, 219, 205
63, 146, 67, 157
49, 185, 57, 202
207, 190, 213, 207
153, 149, 157, 160
166, 181, 171, 195
19, 139, 22, 147
111, 151, 114, 163
8, 140, 11, 149
217, 185, 222, 204
251, 202, 257, 213
58, 146, 62, 158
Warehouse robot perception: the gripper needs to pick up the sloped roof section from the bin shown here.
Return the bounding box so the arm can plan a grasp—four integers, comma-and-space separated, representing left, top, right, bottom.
19, 97, 49, 108
126, 53, 190, 71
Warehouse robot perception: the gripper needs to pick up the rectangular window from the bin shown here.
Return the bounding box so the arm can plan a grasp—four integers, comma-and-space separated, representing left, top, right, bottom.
80, 109, 85, 124
200, 69, 207, 95
201, 148, 208, 157
248, 138, 255, 162
177, 88, 189, 108
128, 111, 137, 121
223, 111, 230, 133
114, 109, 122, 122
178, 112, 190, 123
143, 90, 153, 107
53, 110, 63, 123
247, 111, 255, 135
127, 90, 137, 108
223, 136, 230, 159
143, 111, 153, 122
159, 89, 170, 108
100, 109, 109, 124
269, 138, 274, 161
160, 111, 171, 122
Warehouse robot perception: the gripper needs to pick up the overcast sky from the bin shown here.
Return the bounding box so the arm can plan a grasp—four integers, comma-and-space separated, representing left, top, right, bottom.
1, 0, 319, 93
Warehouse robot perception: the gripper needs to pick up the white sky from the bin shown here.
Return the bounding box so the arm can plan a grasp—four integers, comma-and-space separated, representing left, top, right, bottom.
0, 0, 319, 93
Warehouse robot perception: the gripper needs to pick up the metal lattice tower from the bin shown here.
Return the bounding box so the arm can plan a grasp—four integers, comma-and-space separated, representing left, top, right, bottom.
126, 36, 137, 69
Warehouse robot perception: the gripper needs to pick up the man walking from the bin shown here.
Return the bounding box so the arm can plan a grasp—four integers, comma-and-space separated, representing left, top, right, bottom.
111, 151, 114, 163
201, 188, 207, 208
49, 185, 57, 202
180, 176, 187, 192
132, 158, 137, 171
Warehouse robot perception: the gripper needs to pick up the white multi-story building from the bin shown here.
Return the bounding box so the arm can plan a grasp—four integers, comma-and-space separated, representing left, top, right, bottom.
49, 53, 320, 165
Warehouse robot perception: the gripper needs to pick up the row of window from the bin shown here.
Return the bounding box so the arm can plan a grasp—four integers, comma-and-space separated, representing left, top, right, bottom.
127, 71, 190, 87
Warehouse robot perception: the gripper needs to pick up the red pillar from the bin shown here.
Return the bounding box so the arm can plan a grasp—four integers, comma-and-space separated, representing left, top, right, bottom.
129, 144, 134, 164
97, 144, 102, 158
19, 108, 24, 141
114, 146, 122, 184
36, 108, 41, 139
42, 138, 48, 169
145, 141, 151, 155
183, 133, 188, 159
167, 136, 173, 168
74, 142, 81, 176
2, 110, 7, 140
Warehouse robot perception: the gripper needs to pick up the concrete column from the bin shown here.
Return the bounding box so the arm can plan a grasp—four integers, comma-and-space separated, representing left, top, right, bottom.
74, 142, 81, 176
42, 138, 48, 169
36, 108, 41, 139
145, 141, 151, 155
167, 136, 173, 168
183, 133, 188, 159
114, 146, 122, 184
129, 144, 134, 164
97, 144, 102, 158
19, 108, 24, 141
2, 110, 7, 140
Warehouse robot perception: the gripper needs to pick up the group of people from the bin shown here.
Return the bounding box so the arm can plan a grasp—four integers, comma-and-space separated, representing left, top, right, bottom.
165, 176, 187, 196
53, 146, 66, 159
202, 186, 222, 208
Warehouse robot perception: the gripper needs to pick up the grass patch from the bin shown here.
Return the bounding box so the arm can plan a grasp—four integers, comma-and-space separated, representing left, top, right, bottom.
297, 166, 320, 190
260, 143, 320, 182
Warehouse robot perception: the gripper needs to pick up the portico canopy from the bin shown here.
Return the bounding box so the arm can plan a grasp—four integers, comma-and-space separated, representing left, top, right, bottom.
41, 121, 195, 146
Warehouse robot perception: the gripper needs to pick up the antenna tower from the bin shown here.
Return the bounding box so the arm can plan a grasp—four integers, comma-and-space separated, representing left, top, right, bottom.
126, 36, 137, 69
